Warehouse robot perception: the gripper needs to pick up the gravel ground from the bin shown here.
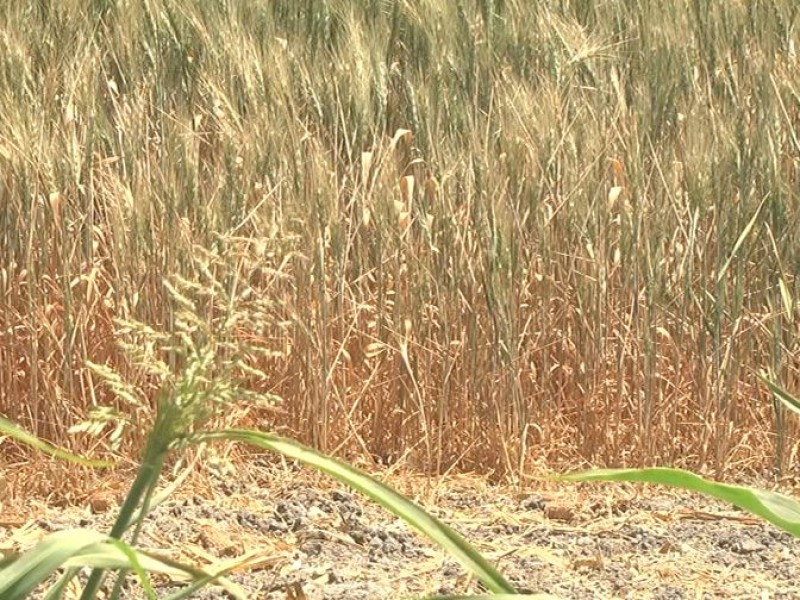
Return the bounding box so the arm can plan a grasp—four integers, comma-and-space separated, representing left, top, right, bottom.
4, 465, 800, 599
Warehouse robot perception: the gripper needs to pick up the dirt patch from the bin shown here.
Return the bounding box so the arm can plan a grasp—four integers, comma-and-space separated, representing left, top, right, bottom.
4, 466, 800, 599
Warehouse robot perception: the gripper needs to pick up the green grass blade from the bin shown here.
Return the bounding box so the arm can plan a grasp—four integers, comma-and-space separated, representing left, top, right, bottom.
116, 550, 250, 600
158, 560, 249, 600
0, 416, 112, 467
78, 545, 250, 600
85, 540, 157, 600
67, 543, 236, 578
194, 429, 517, 595
759, 371, 800, 417
42, 568, 80, 600
0, 530, 107, 600
557, 467, 800, 538
0, 529, 235, 600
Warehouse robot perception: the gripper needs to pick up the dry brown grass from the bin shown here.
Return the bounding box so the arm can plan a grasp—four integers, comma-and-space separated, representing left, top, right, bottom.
1, 0, 800, 486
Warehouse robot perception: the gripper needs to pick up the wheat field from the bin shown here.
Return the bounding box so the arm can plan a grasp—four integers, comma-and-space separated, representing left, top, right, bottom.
1, 0, 799, 480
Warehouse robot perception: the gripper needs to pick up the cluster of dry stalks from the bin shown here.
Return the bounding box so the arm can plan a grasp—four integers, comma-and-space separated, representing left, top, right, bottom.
1, 1, 799, 481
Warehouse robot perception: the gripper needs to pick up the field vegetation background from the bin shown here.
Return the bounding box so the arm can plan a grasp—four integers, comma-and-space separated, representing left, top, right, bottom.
1, 0, 799, 484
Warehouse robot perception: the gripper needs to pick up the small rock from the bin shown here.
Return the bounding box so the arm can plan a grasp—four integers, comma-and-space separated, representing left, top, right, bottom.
348, 529, 368, 545
307, 506, 326, 521
331, 490, 351, 503
545, 504, 574, 522
302, 541, 323, 556
733, 538, 764, 555
521, 495, 546, 511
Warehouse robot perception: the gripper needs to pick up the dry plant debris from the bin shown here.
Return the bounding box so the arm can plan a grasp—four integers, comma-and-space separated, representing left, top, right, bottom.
3, 465, 800, 599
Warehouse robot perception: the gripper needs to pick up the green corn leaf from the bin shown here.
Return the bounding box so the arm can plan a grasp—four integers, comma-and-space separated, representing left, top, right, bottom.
0, 416, 112, 468
0, 530, 107, 600
0, 529, 245, 600
556, 467, 800, 538
759, 371, 800, 417
194, 429, 518, 595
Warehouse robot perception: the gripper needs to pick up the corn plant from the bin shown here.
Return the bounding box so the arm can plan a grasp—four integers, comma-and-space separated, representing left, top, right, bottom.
559, 373, 800, 539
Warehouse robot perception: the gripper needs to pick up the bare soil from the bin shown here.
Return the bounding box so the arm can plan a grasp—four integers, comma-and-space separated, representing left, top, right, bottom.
4, 463, 800, 599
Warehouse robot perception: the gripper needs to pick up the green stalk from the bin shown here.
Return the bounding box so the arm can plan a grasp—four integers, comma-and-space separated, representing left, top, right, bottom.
79, 399, 175, 600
